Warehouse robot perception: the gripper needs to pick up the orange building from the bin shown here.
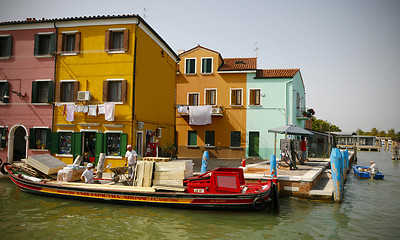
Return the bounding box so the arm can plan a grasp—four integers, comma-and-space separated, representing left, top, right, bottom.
176, 45, 256, 159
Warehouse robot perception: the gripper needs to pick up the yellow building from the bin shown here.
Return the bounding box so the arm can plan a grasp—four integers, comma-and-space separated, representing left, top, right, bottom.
176, 45, 256, 159
51, 15, 178, 167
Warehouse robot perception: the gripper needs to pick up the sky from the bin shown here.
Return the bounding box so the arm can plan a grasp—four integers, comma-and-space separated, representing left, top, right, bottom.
1, 0, 399, 133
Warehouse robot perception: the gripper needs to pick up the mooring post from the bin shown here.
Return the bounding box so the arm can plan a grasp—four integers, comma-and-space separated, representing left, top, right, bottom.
353, 143, 357, 163
201, 151, 209, 174
330, 148, 343, 202
270, 154, 277, 183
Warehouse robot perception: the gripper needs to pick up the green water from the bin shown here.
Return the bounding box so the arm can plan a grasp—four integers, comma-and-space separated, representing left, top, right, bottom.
1, 151, 399, 239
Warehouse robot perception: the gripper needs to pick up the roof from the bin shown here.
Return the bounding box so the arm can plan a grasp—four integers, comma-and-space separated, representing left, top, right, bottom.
218, 58, 257, 71
178, 45, 221, 57
255, 69, 300, 78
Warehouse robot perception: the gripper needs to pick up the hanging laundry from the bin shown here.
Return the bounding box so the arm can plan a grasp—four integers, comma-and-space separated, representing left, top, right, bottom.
98, 104, 105, 115
82, 105, 89, 113
75, 105, 83, 113
66, 104, 75, 122
88, 105, 97, 117
189, 105, 212, 125
105, 102, 115, 121
177, 105, 189, 114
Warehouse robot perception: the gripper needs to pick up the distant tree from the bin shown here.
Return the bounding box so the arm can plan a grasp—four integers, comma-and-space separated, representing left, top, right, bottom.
370, 128, 379, 136
356, 128, 365, 135
312, 117, 341, 132
387, 129, 396, 139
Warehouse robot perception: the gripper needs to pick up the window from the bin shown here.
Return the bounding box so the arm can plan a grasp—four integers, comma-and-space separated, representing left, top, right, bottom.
105, 29, 129, 52
201, 57, 212, 74
0, 35, 12, 58
188, 131, 197, 146
58, 131, 73, 154
188, 93, 199, 106
106, 132, 121, 156
0, 81, 9, 103
32, 80, 53, 103
29, 128, 50, 149
0, 127, 6, 149
249, 89, 261, 106
56, 81, 79, 102
185, 58, 196, 74
58, 32, 80, 54
34, 33, 56, 56
231, 89, 243, 106
205, 89, 216, 105
205, 131, 215, 147
103, 79, 127, 102
230, 131, 241, 148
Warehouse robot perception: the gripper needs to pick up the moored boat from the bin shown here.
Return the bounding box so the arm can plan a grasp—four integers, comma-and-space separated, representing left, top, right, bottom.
353, 165, 384, 180
1, 161, 279, 211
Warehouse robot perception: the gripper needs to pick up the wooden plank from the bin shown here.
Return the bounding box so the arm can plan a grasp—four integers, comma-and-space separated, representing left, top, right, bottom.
153, 171, 187, 180
142, 161, 154, 187
27, 154, 67, 175
135, 161, 145, 187
154, 160, 193, 172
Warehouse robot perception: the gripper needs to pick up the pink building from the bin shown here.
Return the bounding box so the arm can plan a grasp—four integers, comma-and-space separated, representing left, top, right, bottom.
0, 20, 55, 162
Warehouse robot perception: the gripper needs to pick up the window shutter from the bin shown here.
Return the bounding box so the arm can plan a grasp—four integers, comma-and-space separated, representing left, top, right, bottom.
105, 30, 110, 51
49, 33, 56, 55
0, 128, 6, 149
45, 128, 51, 149
120, 133, 128, 156
123, 29, 129, 51
249, 90, 254, 105
57, 34, 63, 53
29, 128, 36, 149
102, 80, 108, 102
6, 36, 12, 57
34, 34, 40, 56
55, 81, 61, 102
231, 91, 235, 105
50, 131, 59, 154
73, 81, 79, 102
3, 82, 9, 103
47, 81, 54, 103
31, 81, 38, 103
74, 32, 81, 53
72, 132, 82, 160
95, 132, 104, 164
121, 80, 127, 102
102, 134, 107, 155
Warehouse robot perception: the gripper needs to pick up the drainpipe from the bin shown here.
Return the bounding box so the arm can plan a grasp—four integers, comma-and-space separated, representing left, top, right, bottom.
131, 19, 139, 148
51, 21, 58, 154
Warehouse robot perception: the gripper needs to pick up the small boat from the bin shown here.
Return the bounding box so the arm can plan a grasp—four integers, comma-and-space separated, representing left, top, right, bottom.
1, 161, 279, 211
353, 165, 384, 180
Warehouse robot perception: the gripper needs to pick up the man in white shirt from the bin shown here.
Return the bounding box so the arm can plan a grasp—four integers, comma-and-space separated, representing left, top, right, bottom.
125, 145, 138, 180
367, 161, 378, 178
81, 163, 95, 184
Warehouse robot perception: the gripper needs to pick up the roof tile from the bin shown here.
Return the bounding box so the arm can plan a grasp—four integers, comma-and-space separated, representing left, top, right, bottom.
256, 69, 299, 78
218, 58, 257, 71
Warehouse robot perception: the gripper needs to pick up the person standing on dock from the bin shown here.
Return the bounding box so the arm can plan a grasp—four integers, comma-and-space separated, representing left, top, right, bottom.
367, 161, 378, 179
300, 136, 307, 164
125, 145, 138, 180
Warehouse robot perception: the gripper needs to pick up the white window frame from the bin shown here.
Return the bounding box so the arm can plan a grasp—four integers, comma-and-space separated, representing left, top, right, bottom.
204, 88, 217, 106
248, 88, 262, 106
201, 57, 213, 74
187, 92, 200, 106
61, 30, 79, 56
56, 130, 74, 157
108, 28, 126, 54
106, 78, 124, 104
184, 58, 196, 75
230, 88, 243, 106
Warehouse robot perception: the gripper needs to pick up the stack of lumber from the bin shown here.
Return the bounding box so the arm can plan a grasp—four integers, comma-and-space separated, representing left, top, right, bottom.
134, 161, 154, 187
27, 154, 67, 175
152, 160, 193, 187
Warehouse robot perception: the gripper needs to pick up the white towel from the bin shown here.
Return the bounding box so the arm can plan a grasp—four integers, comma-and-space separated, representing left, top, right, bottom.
98, 104, 105, 115
82, 105, 89, 113
66, 104, 75, 122
189, 105, 212, 125
178, 105, 188, 114
75, 105, 82, 113
88, 105, 97, 117
105, 102, 115, 121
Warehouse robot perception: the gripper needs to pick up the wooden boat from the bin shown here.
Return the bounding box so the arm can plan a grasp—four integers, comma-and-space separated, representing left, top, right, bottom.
353, 165, 384, 180
1, 161, 279, 211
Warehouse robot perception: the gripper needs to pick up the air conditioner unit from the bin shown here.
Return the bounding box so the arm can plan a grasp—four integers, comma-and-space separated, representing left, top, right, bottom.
77, 91, 91, 101
211, 108, 220, 114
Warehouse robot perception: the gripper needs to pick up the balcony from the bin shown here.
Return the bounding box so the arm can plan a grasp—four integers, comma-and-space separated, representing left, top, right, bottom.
296, 107, 312, 120
177, 104, 224, 117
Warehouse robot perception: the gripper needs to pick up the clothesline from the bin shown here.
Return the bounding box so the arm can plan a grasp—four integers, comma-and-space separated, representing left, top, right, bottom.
56, 103, 115, 122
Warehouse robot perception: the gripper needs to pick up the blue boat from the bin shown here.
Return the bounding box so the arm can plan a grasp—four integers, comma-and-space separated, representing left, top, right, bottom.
353, 165, 384, 180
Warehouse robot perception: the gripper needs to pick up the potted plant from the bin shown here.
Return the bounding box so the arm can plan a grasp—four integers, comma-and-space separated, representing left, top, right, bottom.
41, 144, 46, 149
36, 139, 42, 149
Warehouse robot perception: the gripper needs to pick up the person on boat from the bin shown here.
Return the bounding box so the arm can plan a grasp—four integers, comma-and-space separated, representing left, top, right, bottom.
367, 161, 378, 178
125, 145, 138, 180
81, 163, 95, 184
300, 136, 307, 164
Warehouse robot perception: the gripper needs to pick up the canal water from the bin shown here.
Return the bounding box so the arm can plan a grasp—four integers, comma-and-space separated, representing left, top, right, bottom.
1, 151, 399, 239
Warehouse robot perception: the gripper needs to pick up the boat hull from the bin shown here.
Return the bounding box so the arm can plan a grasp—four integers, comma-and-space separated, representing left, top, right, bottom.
353, 165, 384, 180
4, 165, 273, 211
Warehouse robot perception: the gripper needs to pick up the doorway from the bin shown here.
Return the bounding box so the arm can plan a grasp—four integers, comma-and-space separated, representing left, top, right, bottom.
13, 126, 27, 161
249, 132, 259, 157
83, 131, 96, 164
136, 131, 143, 158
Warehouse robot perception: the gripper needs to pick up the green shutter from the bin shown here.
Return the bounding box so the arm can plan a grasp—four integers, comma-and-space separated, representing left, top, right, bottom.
50, 132, 59, 154
188, 131, 197, 146
6, 36, 12, 57
72, 132, 82, 160
29, 128, 36, 149
47, 81, 53, 103
103, 134, 107, 156
95, 132, 104, 165
34, 34, 40, 56
31, 81, 38, 103
0, 128, 6, 149
49, 33, 56, 55
120, 133, 128, 156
